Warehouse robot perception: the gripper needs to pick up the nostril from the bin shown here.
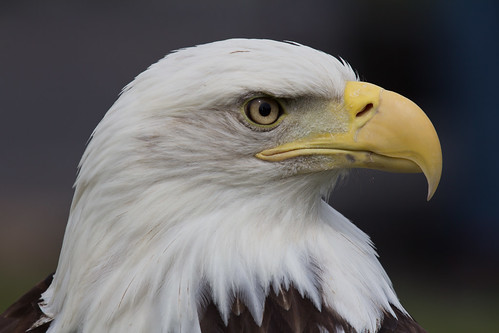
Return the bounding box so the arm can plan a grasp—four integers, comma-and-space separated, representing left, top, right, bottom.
356, 103, 373, 118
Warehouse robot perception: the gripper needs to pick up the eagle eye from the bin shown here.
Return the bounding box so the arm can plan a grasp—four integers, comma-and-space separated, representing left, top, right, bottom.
245, 97, 282, 126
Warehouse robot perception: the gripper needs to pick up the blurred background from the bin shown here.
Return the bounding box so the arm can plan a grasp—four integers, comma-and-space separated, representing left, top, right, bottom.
1, 0, 498, 331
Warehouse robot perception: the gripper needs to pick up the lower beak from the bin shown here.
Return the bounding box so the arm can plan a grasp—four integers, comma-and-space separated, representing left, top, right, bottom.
256, 81, 442, 200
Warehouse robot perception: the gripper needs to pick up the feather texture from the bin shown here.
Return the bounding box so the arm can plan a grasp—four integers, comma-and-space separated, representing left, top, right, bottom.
200, 285, 426, 333
0, 277, 426, 333
0, 275, 53, 333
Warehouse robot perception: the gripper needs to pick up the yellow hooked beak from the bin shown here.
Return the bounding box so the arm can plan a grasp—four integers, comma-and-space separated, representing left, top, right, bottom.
256, 81, 442, 200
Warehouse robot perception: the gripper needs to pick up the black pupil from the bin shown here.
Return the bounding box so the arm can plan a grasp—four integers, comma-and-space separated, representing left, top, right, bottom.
259, 102, 272, 117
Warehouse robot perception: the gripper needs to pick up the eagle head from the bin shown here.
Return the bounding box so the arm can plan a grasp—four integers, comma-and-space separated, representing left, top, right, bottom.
40, 39, 441, 333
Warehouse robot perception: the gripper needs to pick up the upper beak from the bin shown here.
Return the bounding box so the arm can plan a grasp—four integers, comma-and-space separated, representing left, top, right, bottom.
256, 81, 442, 200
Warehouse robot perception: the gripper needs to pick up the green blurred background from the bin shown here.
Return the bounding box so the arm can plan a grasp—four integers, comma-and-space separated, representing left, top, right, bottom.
1, 0, 498, 331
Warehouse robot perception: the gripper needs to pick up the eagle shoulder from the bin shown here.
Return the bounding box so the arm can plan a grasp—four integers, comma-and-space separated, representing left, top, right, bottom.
378, 306, 427, 333
0, 274, 53, 333
199, 285, 427, 333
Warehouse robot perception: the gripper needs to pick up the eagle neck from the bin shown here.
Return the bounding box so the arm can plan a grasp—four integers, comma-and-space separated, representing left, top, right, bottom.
42, 172, 402, 333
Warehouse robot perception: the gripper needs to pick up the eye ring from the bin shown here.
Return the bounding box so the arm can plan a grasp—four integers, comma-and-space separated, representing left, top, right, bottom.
244, 97, 283, 126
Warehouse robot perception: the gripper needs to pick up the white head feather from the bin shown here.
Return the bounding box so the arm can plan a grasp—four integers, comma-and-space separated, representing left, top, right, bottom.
41, 39, 403, 333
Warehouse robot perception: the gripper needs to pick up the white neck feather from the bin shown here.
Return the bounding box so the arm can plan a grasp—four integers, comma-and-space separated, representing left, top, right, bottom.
41, 172, 403, 333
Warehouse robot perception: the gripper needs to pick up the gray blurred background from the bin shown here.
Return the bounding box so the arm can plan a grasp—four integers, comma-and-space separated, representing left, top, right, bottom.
1, 0, 498, 331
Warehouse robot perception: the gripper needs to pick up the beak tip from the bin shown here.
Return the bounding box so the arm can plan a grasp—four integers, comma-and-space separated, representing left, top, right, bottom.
425, 170, 441, 201
426, 178, 440, 201
426, 190, 434, 201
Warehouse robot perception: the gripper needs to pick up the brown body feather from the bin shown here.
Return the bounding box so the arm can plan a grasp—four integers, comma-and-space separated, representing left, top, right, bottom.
0, 275, 52, 333
199, 285, 427, 333
0, 278, 426, 333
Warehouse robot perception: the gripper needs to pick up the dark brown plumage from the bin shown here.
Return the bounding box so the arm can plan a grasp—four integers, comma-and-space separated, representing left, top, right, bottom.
0, 275, 53, 333
378, 307, 427, 333
199, 285, 427, 333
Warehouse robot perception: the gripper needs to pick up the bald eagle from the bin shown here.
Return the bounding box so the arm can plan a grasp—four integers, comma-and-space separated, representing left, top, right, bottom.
0, 39, 441, 333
